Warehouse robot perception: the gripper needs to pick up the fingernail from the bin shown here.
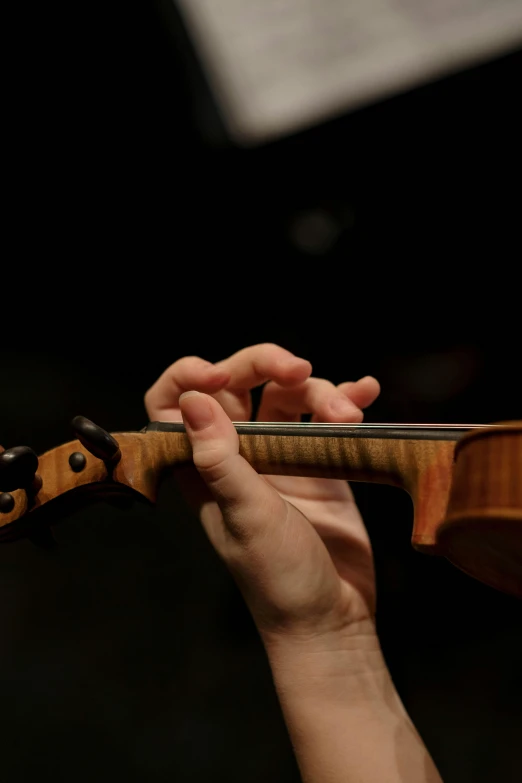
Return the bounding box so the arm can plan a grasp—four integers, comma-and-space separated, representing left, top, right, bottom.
212, 368, 231, 380
210, 364, 231, 381
285, 357, 312, 371
179, 391, 215, 431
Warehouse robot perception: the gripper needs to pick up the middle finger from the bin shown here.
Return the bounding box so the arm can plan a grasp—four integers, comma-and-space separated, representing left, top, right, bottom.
215, 343, 312, 391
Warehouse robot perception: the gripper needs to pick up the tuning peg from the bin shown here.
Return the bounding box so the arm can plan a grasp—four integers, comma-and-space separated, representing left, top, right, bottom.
0, 445, 42, 513
0, 446, 41, 493
71, 416, 121, 465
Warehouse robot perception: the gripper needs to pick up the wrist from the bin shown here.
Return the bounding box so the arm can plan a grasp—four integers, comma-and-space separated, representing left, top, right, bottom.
261, 618, 391, 702
261, 621, 442, 783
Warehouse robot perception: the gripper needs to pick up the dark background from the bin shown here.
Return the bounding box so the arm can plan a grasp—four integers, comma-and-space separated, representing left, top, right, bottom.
2, 2, 521, 781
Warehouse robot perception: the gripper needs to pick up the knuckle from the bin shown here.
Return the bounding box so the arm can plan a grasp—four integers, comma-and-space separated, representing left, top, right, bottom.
249, 342, 288, 362
251, 342, 279, 352
192, 442, 231, 480
172, 355, 205, 371
143, 387, 156, 412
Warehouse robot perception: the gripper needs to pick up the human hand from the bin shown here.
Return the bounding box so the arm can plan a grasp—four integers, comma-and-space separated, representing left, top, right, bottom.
145, 344, 380, 647
146, 347, 445, 783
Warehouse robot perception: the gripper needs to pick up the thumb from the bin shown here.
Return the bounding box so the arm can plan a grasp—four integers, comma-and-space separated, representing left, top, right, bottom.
178, 391, 283, 542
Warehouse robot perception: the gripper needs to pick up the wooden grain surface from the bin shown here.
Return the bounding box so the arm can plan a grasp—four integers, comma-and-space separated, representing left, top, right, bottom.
1, 424, 520, 598
0, 429, 456, 551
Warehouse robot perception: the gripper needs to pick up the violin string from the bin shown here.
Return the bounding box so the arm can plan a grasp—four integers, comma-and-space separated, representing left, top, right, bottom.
145, 421, 497, 441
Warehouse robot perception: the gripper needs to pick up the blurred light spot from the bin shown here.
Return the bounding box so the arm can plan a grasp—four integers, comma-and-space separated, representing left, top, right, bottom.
288, 209, 342, 255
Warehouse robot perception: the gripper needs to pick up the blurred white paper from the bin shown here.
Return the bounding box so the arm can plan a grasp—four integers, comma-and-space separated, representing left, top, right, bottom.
174, 0, 522, 144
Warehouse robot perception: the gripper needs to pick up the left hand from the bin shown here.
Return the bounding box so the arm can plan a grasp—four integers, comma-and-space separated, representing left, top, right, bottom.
144, 343, 381, 635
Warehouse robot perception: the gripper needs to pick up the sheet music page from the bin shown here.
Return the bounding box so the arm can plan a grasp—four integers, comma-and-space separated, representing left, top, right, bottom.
175, 0, 522, 143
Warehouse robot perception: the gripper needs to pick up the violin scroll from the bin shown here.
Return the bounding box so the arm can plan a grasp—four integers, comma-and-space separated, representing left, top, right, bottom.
0, 419, 192, 543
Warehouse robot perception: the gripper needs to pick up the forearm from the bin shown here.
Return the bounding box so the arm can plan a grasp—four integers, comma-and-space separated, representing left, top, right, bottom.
264, 622, 443, 783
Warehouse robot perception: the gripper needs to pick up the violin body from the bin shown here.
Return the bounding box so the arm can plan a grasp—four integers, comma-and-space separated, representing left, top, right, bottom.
440, 423, 522, 598
1, 418, 521, 599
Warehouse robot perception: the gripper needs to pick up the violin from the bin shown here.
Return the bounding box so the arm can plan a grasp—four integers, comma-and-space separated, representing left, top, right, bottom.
1, 416, 521, 599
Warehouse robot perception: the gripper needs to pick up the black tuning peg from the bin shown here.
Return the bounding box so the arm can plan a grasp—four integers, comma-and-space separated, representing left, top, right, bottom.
71, 416, 121, 465
0, 446, 40, 493
0, 445, 42, 513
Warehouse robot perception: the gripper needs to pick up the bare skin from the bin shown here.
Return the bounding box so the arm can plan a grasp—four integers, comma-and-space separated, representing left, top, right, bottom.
145, 343, 443, 783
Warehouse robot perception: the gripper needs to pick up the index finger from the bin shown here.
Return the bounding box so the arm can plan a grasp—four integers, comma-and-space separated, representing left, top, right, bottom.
216, 343, 312, 391
144, 356, 231, 420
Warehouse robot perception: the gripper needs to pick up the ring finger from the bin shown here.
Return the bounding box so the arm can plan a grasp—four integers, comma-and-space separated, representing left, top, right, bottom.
257, 378, 364, 423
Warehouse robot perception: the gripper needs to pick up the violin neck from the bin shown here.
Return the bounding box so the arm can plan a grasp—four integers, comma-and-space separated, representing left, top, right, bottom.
142, 422, 462, 554
145, 420, 488, 489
